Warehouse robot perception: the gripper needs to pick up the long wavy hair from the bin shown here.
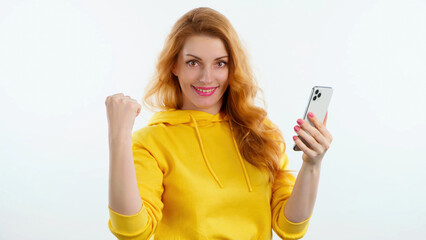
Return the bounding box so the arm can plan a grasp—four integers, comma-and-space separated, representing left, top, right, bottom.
143, 7, 289, 186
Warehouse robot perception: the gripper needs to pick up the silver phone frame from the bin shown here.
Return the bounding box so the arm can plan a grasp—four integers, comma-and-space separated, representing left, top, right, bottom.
293, 86, 333, 151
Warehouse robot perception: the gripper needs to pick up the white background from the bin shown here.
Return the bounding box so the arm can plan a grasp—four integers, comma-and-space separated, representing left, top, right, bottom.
1, 0, 425, 239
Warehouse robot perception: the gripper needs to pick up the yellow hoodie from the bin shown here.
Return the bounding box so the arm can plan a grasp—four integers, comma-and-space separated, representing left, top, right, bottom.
108, 109, 311, 239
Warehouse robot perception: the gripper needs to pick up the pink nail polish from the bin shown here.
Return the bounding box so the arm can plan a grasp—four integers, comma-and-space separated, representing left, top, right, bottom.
297, 119, 303, 125
293, 136, 298, 141
308, 112, 314, 118
294, 125, 300, 132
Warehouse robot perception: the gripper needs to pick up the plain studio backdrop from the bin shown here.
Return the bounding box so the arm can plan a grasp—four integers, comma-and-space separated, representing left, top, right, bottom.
1, 0, 425, 239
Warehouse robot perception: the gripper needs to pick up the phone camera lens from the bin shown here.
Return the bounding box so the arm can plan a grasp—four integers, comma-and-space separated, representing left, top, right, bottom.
318, 93, 321, 98
313, 96, 317, 101
315, 90, 319, 94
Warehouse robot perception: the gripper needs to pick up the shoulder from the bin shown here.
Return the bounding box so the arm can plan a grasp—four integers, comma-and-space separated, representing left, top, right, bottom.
262, 116, 287, 152
263, 117, 274, 127
263, 116, 280, 130
131, 124, 166, 145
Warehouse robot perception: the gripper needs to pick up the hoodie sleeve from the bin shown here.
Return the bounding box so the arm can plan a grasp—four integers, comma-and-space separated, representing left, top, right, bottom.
271, 146, 311, 240
108, 132, 164, 240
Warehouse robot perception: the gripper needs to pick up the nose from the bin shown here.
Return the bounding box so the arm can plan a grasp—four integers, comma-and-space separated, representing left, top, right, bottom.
200, 66, 213, 84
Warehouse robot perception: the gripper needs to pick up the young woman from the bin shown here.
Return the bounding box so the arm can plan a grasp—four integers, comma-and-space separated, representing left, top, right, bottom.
105, 7, 333, 240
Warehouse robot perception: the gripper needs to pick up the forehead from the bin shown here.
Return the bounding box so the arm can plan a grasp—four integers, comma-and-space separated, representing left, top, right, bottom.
181, 34, 228, 59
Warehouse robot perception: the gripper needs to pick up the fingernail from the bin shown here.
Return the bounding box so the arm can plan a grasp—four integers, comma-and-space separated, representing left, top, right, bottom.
293, 136, 298, 141
297, 119, 304, 125
294, 125, 300, 132
308, 112, 314, 118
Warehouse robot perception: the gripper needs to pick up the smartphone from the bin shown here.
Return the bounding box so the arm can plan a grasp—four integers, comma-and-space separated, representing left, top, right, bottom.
293, 86, 333, 151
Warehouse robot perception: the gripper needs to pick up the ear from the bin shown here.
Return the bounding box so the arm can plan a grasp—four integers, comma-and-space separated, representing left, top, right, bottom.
171, 64, 178, 77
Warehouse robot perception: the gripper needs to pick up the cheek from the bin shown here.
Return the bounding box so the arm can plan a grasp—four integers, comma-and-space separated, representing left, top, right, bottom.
217, 70, 229, 85
181, 69, 202, 85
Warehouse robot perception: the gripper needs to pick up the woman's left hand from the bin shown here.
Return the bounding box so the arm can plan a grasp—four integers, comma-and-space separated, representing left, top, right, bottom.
293, 111, 333, 166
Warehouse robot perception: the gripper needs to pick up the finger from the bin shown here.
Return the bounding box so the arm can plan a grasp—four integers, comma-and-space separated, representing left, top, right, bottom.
297, 118, 328, 147
306, 113, 332, 141
137, 104, 141, 114
112, 93, 124, 97
111, 93, 124, 101
324, 111, 328, 126
119, 95, 130, 100
294, 125, 323, 152
293, 135, 315, 156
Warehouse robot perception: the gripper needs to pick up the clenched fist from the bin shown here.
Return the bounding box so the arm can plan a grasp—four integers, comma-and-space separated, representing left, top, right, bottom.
105, 93, 141, 140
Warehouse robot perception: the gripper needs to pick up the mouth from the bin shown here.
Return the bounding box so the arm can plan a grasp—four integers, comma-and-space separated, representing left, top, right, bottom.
192, 86, 218, 96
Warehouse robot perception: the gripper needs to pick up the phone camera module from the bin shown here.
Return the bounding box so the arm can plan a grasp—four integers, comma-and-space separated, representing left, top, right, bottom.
313, 89, 321, 101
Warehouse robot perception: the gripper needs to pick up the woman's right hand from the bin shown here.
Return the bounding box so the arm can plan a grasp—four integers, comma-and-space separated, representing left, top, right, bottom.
105, 93, 141, 140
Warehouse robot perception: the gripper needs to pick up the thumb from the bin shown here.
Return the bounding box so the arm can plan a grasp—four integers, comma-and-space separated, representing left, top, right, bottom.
323, 111, 328, 126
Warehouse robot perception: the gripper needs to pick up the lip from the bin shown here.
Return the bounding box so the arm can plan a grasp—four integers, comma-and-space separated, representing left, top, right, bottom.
192, 85, 218, 96
193, 86, 218, 90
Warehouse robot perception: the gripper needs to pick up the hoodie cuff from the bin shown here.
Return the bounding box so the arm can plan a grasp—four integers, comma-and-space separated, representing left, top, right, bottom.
108, 204, 149, 236
276, 202, 312, 239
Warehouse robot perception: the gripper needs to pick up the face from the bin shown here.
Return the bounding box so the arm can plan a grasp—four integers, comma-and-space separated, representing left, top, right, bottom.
172, 34, 229, 115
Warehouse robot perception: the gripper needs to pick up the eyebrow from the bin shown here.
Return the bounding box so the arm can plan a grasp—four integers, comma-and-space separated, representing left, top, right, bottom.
185, 54, 228, 61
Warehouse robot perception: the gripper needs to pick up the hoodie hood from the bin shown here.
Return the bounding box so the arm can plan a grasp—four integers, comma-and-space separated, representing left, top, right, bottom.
148, 109, 227, 126
147, 109, 253, 192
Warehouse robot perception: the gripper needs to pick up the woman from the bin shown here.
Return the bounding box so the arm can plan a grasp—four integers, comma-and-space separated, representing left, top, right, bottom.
105, 7, 333, 240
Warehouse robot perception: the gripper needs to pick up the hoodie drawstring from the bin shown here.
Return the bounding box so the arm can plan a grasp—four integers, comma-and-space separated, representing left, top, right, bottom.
228, 120, 253, 192
189, 114, 224, 189
188, 113, 253, 192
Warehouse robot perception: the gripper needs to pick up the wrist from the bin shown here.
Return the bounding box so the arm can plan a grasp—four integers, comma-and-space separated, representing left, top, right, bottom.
108, 130, 132, 143
301, 161, 322, 172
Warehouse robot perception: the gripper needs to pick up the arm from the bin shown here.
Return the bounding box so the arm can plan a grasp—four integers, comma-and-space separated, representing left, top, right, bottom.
271, 112, 332, 239
286, 111, 332, 222
284, 162, 321, 223
109, 133, 143, 215
108, 131, 165, 240
271, 153, 312, 240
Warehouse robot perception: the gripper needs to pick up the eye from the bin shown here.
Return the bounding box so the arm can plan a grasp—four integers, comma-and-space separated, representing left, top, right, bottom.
186, 60, 199, 67
216, 61, 227, 68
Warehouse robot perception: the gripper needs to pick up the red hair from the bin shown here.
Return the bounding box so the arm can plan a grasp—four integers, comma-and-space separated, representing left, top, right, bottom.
143, 7, 287, 185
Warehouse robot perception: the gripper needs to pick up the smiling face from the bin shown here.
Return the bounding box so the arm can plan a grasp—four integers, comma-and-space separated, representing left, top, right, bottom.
172, 34, 229, 115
